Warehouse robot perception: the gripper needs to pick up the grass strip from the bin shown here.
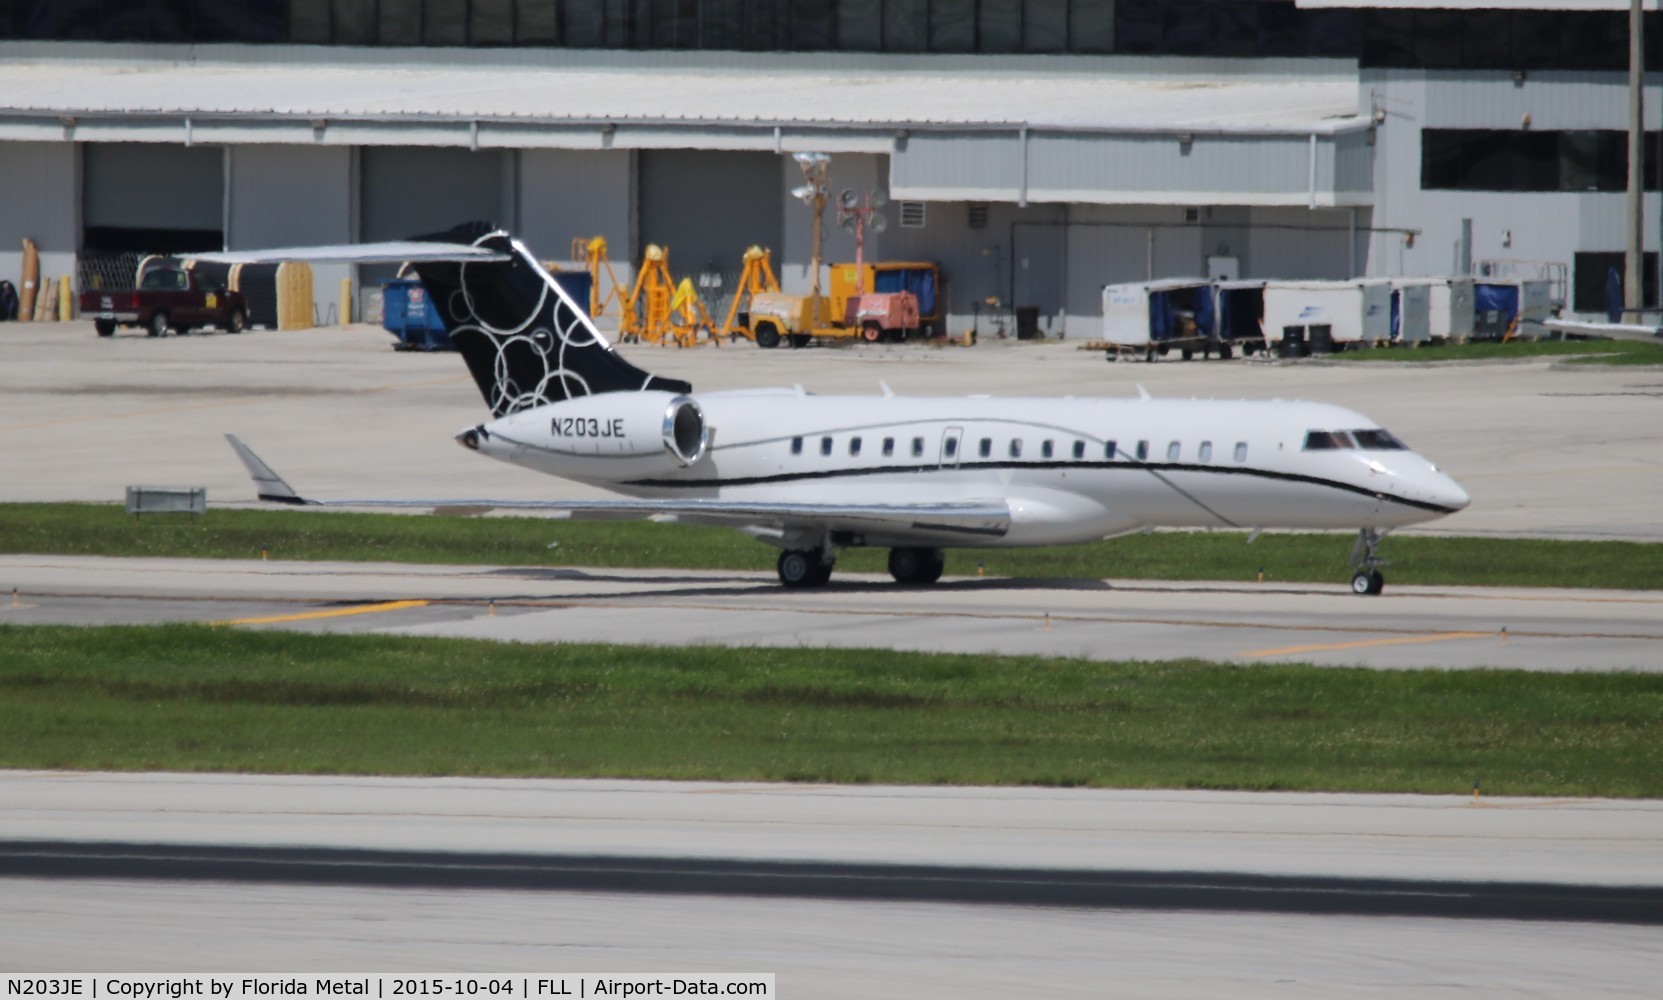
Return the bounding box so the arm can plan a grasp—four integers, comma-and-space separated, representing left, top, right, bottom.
1343, 338, 1663, 365
2, 503, 1658, 590
1, 625, 1659, 797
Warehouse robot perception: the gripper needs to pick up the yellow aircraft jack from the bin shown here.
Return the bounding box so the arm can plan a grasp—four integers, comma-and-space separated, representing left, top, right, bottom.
620, 245, 719, 348
571, 236, 625, 320
718, 246, 782, 343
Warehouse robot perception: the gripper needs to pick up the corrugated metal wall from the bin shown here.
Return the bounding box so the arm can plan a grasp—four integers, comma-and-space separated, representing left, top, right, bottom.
0, 141, 77, 286
360, 147, 505, 242
228, 145, 353, 248
518, 148, 634, 272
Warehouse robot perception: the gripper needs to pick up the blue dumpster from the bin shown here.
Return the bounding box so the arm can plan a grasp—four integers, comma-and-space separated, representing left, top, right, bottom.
382, 279, 449, 350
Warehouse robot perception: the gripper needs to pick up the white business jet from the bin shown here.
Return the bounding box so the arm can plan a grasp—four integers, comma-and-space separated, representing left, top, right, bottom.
212, 227, 1469, 595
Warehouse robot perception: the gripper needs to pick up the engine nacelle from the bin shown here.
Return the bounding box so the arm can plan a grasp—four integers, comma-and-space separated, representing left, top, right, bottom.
462, 390, 709, 482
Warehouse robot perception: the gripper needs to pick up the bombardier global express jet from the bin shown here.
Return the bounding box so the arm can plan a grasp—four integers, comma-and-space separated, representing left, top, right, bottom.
215, 227, 1469, 595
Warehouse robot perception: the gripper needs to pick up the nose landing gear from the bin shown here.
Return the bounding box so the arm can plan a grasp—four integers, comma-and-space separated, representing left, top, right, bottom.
1349, 528, 1389, 596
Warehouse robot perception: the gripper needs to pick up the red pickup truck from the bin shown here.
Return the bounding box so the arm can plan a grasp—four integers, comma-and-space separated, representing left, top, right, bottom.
81, 265, 248, 337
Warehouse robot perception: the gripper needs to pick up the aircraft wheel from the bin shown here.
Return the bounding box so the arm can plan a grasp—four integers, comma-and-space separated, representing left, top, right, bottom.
779, 549, 831, 588
1350, 570, 1385, 596
888, 547, 945, 585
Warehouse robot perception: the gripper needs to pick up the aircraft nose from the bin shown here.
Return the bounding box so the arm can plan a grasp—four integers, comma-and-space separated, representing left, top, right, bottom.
1434, 471, 1470, 512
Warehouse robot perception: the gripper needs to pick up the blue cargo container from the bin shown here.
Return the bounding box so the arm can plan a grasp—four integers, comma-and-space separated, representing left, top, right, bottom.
382, 271, 594, 351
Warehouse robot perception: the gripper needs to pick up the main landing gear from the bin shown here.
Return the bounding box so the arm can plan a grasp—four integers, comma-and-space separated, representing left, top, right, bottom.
774, 545, 948, 588
888, 547, 945, 585
777, 549, 834, 588
1349, 528, 1388, 596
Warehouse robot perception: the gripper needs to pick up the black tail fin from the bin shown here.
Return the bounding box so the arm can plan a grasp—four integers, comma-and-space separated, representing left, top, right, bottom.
411, 226, 690, 417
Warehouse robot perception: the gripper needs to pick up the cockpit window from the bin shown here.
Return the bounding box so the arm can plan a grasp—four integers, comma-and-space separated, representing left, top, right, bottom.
1351, 429, 1408, 450
1302, 430, 1352, 451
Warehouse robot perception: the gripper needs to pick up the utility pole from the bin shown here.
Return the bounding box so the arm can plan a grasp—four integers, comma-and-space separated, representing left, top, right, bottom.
1626, 0, 1645, 315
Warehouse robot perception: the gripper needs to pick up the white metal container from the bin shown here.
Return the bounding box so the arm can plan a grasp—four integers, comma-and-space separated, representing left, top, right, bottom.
1262, 280, 1391, 349
1100, 278, 1212, 350
1386, 279, 1433, 344
1428, 277, 1475, 340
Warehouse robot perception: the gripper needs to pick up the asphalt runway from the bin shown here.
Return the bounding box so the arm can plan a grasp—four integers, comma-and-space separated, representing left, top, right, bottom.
3, 773, 1660, 995
4, 554, 1660, 670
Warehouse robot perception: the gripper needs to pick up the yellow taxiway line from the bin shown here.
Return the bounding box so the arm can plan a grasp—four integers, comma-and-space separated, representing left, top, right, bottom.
1239, 631, 1496, 659
220, 599, 429, 627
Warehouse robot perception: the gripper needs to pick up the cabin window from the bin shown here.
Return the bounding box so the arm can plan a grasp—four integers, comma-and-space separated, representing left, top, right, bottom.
1072, 440, 1086, 460
1041, 440, 1054, 459
791, 437, 803, 455
911, 437, 925, 457
849, 437, 862, 456
944, 437, 958, 458
1303, 430, 1352, 451
1167, 441, 1181, 462
1009, 439, 1023, 459
821, 436, 834, 456
1199, 441, 1212, 463
979, 438, 992, 458
1105, 440, 1118, 460
1136, 440, 1149, 461
883, 437, 895, 457
1234, 441, 1248, 462
1352, 429, 1408, 450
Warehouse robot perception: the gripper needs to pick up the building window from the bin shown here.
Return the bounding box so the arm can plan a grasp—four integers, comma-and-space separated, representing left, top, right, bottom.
1422, 129, 1662, 193
900, 201, 927, 228
1574, 252, 1660, 311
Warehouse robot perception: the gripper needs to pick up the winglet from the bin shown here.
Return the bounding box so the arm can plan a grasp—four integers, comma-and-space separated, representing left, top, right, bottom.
225, 434, 309, 505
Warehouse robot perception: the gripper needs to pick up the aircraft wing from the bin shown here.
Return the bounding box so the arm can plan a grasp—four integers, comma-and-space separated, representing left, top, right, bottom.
191, 242, 511, 265
226, 435, 1009, 540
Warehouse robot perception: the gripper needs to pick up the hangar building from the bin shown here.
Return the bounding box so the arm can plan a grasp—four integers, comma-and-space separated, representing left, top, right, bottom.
0, 1, 1658, 335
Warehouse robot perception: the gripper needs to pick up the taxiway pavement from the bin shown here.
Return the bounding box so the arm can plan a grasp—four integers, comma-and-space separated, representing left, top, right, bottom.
3, 554, 1659, 670
3, 773, 1660, 996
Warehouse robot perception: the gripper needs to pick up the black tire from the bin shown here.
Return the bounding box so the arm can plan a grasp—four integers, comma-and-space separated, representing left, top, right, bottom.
227, 307, 247, 334
147, 311, 169, 337
754, 322, 781, 349
788, 333, 811, 349
888, 547, 945, 585
1181, 348, 1194, 361
778, 549, 832, 588
862, 322, 882, 343
94, 318, 116, 337
1218, 343, 1234, 360
1351, 571, 1385, 596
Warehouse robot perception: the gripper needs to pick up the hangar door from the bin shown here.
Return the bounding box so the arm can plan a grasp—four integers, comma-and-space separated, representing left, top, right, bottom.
83, 143, 224, 255
359, 146, 505, 288
638, 150, 782, 314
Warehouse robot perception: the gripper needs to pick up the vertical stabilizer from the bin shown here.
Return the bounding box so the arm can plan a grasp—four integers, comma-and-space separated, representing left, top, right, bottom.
411, 227, 691, 416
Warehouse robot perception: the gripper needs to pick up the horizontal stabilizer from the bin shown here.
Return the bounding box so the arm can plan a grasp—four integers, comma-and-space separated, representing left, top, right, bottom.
224, 434, 307, 505
191, 242, 511, 266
